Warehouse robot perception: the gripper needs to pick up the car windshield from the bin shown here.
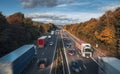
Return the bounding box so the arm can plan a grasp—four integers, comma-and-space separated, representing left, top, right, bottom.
84, 48, 91, 52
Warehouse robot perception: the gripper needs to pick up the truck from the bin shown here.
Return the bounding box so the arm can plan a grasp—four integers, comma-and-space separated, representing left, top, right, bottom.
38, 36, 47, 48
98, 57, 120, 74
0, 44, 37, 74
76, 40, 93, 58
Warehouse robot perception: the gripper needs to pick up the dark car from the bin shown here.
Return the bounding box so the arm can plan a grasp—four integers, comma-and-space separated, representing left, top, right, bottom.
71, 60, 83, 73
38, 58, 47, 69
66, 42, 71, 48
49, 42, 54, 46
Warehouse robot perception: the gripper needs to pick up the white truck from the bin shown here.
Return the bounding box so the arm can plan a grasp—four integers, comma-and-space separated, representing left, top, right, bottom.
98, 57, 120, 74
76, 40, 93, 58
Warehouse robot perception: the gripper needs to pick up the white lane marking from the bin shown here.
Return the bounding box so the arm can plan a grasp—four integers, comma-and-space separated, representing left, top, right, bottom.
83, 64, 87, 69
50, 34, 58, 74
91, 57, 99, 65
61, 30, 71, 74
37, 59, 39, 63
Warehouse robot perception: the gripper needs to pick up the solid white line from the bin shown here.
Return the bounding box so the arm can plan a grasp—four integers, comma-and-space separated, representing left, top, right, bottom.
61, 30, 71, 74
90, 57, 99, 65
50, 34, 58, 74
83, 64, 87, 69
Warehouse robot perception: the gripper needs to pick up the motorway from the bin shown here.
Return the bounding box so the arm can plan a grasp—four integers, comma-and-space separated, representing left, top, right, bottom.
23, 29, 99, 74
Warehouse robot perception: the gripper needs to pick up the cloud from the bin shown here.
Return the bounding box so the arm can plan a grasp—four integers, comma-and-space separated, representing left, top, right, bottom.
25, 12, 103, 25
100, 4, 120, 11
56, 2, 90, 7
20, 0, 75, 8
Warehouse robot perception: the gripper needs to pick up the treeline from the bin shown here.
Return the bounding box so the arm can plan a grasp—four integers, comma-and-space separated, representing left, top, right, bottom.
63, 8, 120, 57
0, 12, 57, 57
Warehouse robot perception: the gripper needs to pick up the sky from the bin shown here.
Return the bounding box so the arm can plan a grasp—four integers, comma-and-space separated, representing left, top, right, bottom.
0, 0, 120, 25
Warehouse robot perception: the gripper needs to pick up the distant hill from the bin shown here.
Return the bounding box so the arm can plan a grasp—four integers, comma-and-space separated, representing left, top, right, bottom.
0, 12, 57, 57
63, 8, 120, 57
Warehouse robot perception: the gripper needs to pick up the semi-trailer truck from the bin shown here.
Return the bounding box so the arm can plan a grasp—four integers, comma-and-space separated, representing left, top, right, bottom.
98, 57, 120, 74
38, 36, 47, 48
0, 44, 37, 74
76, 40, 93, 58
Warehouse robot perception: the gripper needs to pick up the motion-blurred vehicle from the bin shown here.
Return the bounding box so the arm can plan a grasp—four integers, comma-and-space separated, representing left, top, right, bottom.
48, 35, 51, 38
49, 42, 54, 46
38, 58, 47, 69
66, 42, 71, 48
71, 60, 83, 73
38, 36, 47, 48
76, 41, 93, 58
68, 49, 75, 55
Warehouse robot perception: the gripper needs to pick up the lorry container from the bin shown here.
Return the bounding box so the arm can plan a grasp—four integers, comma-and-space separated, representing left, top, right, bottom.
76, 40, 93, 58
0, 44, 37, 74
98, 57, 120, 74
38, 36, 47, 48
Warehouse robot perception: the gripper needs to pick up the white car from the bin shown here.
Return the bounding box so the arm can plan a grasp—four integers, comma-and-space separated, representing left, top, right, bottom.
48, 35, 51, 38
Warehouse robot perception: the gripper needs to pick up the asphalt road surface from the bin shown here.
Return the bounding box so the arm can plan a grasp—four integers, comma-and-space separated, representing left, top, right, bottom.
22, 29, 99, 74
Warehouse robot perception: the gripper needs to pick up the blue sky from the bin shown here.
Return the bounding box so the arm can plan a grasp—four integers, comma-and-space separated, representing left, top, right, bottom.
0, 0, 120, 25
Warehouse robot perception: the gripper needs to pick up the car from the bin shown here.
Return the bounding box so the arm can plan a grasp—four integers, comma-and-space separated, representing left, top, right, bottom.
38, 58, 47, 69
68, 49, 75, 55
49, 42, 54, 46
48, 35, 51, 38
66, 43, 71, 48
71, 60, 83, 73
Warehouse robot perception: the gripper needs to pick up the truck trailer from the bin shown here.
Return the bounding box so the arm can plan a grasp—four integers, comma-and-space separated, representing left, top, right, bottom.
98, 57, 120, 74
38, 36, 47, 48
76, 40, 93, 58
0, 44, 37, 74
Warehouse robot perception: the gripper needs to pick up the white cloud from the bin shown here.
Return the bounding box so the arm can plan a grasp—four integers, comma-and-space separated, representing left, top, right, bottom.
26, 12, 103, 25
100, 4, 120, 11
56, 2, 90, 7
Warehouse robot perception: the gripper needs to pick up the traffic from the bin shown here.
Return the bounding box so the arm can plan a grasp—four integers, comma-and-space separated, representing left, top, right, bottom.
0, 29, 120, 74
